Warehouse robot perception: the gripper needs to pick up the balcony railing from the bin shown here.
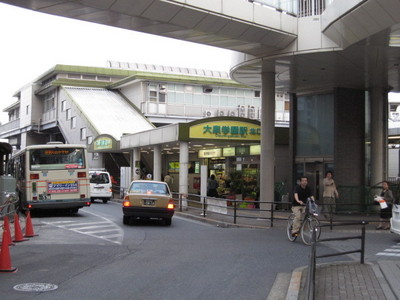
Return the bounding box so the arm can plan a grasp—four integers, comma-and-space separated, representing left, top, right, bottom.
140, 102, 290, 125
0, 119, 20, 137
248, 0, 335, 17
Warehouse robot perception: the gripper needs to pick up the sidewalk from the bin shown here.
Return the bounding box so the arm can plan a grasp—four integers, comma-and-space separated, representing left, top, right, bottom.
175, 207, 400, 300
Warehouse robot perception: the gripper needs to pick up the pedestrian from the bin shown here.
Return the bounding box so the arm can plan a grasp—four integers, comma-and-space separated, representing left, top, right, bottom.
164, 172, 173, 190
322, 171, 339, 220
207, 174, 219, 197
291, 176, 315, 237
376, 181, 394, 230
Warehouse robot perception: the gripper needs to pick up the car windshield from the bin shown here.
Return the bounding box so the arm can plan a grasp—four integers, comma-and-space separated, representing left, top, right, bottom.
129, 182, 169, 195
90, 173, 110, 184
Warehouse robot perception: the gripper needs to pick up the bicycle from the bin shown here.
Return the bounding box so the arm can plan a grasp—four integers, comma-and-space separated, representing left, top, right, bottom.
287, 198, 321, 245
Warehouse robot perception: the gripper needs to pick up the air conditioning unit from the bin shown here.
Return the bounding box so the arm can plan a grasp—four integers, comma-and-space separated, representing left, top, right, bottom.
229, 111, 238, 117
390, 112, 400, 120
248, 106, 256, 119
238, 106, 246, 118
203, 110, 215, 117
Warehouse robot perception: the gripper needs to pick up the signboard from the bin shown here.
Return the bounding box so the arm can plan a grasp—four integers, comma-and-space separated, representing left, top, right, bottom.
236, 146, 249, 156
48, 180, 79, 194
189, 120, 261, 141
198, 148, 222, 158
250, 145, 261, 155
168, 162, 180, 173
94, 137, 113, 150
223, 147, 236, 157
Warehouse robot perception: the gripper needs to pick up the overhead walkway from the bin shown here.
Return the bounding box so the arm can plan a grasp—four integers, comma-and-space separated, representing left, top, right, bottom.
59, 87, 154, 144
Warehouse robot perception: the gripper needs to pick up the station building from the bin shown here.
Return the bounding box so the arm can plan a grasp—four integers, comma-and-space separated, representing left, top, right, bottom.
2, 0, 400, 211
0, 63, 290, 199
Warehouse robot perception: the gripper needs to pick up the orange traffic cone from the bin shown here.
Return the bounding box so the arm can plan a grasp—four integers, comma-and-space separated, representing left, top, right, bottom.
0, 226, 17, 272
13, 213, 28, 243
1, 216, 15, 246
24, 211, 37, 238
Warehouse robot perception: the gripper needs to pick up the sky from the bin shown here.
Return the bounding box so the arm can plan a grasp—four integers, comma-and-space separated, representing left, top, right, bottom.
0, 3, 235, 123
1, 2, 400, 125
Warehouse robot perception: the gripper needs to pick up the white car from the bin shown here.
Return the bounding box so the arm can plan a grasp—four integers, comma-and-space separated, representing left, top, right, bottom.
390, 204, 400, 235
89, 171, 113, 203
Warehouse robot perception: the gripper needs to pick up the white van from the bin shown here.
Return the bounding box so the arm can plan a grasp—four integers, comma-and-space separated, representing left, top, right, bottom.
89, 170, 113, 203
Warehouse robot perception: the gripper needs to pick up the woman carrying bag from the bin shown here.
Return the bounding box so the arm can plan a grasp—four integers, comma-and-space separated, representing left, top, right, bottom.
376, 181, 394, 230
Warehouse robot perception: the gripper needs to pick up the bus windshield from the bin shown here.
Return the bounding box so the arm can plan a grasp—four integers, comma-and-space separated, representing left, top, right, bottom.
30, 147, 85, 170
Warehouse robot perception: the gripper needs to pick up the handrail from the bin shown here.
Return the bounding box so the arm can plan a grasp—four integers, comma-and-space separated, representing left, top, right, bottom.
0, 191, 18, 218
172, 192, 383, 228
306, 221, 368, 300
173, 193, 274, 226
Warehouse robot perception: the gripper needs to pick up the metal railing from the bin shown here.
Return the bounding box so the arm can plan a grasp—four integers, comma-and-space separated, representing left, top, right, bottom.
174, 193, 275, 227
0, 191, 18, 219
170, 191, 387, 228
306, 221, 368, 300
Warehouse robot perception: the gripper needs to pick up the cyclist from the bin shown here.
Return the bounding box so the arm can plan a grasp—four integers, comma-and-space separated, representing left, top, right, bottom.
291, 176, 315, 237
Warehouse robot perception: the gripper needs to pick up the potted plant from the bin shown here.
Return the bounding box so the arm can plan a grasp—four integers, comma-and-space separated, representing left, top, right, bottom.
229, 170, 243, 200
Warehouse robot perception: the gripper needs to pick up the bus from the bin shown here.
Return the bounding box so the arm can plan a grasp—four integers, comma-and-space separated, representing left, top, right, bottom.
7, 142, 91, 213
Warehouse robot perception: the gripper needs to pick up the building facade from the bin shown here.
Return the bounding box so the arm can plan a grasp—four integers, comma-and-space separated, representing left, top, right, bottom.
0, 63, 290, 198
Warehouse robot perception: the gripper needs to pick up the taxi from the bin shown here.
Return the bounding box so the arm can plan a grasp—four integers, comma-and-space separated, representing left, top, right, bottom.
122, 180, 175, 226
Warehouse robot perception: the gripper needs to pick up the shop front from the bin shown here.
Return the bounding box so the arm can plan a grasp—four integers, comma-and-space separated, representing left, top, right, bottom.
120, 117, 289, 205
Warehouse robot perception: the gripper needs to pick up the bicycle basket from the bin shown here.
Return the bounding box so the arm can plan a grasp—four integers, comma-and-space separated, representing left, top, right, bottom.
307, 200, 319, 215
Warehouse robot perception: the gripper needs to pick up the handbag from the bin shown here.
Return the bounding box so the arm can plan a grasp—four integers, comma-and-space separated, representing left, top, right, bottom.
374, 196, 388, 209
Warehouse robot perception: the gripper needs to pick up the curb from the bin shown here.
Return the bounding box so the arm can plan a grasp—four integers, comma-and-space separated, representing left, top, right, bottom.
174, 211, 269, 229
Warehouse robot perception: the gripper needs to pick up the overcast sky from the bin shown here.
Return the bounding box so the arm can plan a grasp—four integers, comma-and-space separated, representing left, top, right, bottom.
0, 3, 234, 123
1, 3, 399, 125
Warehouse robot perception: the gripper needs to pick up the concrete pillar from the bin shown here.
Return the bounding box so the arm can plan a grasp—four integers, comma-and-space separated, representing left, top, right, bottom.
153, 145, 162, 181
131, 148, 141, 180
370, 87, 387, 186
179, 141, 189, 208
260, 70, 275, 217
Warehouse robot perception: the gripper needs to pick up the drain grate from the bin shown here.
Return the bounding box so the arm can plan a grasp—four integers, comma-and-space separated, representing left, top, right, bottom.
13, 283, 58, 292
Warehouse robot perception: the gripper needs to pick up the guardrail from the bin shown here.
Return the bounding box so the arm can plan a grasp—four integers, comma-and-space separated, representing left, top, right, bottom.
170, 192, 383, 228
0, 191, 18, 219
306, 221, 368, 300
174, 193, 275, 227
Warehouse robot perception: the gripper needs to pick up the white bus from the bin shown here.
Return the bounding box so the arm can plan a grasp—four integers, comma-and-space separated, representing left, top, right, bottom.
7, 142, 91, 213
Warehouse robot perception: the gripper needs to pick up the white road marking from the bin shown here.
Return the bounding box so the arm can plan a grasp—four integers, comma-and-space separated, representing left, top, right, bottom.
376, 243, 400, 257
42, 211, 124, 245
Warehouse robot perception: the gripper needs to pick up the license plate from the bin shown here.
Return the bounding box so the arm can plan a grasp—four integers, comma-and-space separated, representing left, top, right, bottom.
143, 199, 155, 206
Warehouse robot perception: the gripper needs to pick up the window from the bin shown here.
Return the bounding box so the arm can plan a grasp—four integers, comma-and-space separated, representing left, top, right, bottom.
66, 109, 71, 120
97, 76, 110, 81
71, 117, 76, 129
149, 90, 157, 102
255, 91, 261, 97
61, 100, 67, 112
87, 136, 93, 145
43, 91, 56, 112
26, 105, 29, 115
284, 101, 290, 111
67, 73, 81, 79
82, 74, 96, 80
159, 84, 167, 103
80, 128, 87, 140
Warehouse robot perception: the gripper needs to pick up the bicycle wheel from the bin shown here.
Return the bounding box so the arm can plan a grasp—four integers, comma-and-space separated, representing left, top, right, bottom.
301, 216, 321, 246
287, 213, 297, 242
